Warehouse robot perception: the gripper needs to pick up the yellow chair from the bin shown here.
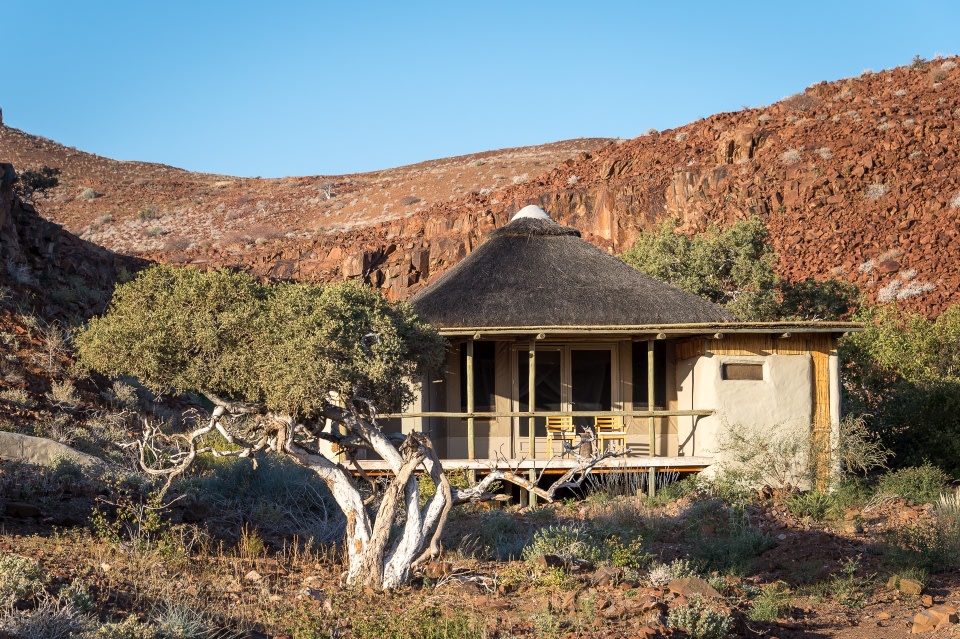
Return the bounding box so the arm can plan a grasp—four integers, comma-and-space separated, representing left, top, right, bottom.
593, 416, 627, 453
545, 415, 576, 457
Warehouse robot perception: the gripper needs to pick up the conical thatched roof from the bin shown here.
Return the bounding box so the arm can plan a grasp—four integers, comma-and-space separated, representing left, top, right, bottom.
411, 206, 735, 328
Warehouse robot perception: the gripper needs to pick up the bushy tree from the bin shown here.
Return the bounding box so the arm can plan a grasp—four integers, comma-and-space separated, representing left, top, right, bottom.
14, 166, 61, 201
75, 266, 618, 588
76, 266, 452, 588
841, 303, 960, 475
621, 218, 859, 321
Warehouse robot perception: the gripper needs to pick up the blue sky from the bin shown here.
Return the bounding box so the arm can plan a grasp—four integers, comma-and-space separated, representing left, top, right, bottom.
4, 1, 958, 178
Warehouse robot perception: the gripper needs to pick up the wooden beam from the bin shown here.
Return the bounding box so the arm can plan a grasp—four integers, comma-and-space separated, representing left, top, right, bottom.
528, 338, 537, 506
466, 338, 475, 483
647, 340, 656, 497
378, 409, 715, 419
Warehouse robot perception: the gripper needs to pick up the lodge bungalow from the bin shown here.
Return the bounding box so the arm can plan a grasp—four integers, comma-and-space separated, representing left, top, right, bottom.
369, 206, 857, 491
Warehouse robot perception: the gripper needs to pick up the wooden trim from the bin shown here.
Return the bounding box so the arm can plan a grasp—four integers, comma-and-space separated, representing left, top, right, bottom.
378, 410, 715, 419
439, 322, 861, 337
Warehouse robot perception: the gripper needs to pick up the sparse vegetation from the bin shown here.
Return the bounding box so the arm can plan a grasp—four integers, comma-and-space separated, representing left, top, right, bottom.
14, 166, 61, 201
667, 597, 733, 639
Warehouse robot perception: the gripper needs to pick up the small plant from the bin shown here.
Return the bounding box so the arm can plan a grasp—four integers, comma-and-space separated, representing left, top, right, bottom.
828, 556, 871, 608
865, 182, 888, 200
949, 192, 960, 209
108, 379, 139, 409
47, 379, 80, 408
748, 583, 792, 621
90, 477, 170, 550
0, 598, 93, 639
522, 524, 598, 565
566, 175, 579, 186
835, 414, 892, 475
875, 463, 949, 505
667, 596, 733, 639
786, 490, 833, 521
80, 187, 99, 200
935, 491, 960, 519
0, 553, 45, 608
646, 557, 701, 587
780, 148, 802, 165
153, 602, 213, 639
138, 205, 159, 220
0, 387, 34, 408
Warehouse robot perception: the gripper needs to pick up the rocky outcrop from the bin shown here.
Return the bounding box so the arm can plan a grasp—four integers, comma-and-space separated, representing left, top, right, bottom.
0, 162, 145, 318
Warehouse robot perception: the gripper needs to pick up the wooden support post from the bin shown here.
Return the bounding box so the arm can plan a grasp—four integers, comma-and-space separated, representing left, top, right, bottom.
648, 340, 656, 497
466, 339, 476, 485
528, 338, 537, 507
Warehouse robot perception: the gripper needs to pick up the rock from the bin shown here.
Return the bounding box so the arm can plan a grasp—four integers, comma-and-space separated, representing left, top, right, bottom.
928, 604, 958, 625
877, 611, 891, 620
536, 554, 568, 569
899, 578, 924, 596
630, 626, 660, 639
921, 594, 933, 607
0, 432, 108, 472
591, 565, 621, 587
423, 561, 452, 579
667, 577, 722, 599
4, 502, 41, 518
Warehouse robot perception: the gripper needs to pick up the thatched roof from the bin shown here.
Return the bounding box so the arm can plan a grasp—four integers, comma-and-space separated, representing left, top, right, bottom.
411, 206, 736, 328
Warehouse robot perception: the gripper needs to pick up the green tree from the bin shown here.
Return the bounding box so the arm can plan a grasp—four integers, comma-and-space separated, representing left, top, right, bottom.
14, 166, 61, 202
841, 303, 960, 474
75, 265, 454, 589
620, 218, 859, 321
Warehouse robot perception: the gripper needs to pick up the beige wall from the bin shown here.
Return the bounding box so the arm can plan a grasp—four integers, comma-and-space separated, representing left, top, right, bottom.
676, 353, 814, 460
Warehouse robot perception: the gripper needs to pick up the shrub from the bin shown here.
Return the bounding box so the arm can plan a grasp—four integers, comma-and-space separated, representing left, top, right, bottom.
80, 187, 98, 200
865, 182, 888, 200
47, 379, 80, 408
522, 524, 598, 565
780, 148, 802, 165
14, 166, 61, 201
667, 597, 733, 639
876, 464, 949, 504
646, 557, 700, 587
185, 454, 345, 545
786, 491, 836, 521
883, 518, 960, 573
458, 509, 529, 561
840, 303, 960, 474
0, 598, 92, 639
0, 553, 45, 608
748, 583, 792, 621
715, 421, 818, 490
684, 501, 773, 573
0, 387, 34, 408
153, 603, 213, 639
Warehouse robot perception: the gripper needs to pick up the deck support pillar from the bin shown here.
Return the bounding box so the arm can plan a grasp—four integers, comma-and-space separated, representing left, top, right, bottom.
528, 338, 537, 507
648, 341, 656, 497
466, 339, 476, 485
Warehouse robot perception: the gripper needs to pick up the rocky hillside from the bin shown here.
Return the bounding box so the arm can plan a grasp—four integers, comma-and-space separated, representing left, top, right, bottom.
2, 57, 959, 316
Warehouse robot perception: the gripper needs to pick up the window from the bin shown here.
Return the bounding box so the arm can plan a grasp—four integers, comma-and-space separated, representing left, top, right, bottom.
632, 341, 667, 409
459, 341, 496, 411
721, 362, 764, 381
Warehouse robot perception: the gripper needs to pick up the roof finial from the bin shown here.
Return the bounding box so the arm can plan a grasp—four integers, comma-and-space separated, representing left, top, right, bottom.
511, 205, 552, 221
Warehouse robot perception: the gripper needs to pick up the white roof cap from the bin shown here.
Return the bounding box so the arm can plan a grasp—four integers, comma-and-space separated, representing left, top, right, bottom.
510, 205, 552, 221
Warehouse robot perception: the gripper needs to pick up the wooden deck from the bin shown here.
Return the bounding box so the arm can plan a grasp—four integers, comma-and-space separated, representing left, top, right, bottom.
353, 455, 713, 475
